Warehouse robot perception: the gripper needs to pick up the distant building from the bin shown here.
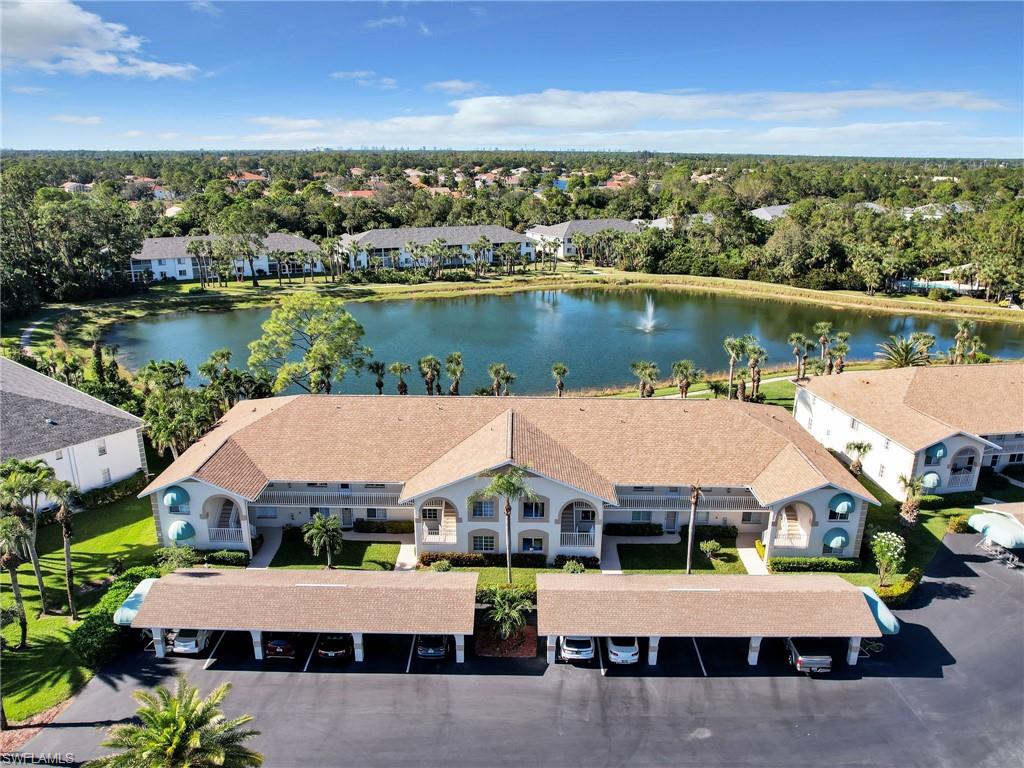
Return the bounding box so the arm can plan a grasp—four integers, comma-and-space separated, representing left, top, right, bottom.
130, 233, 320, 282
60, 181, 92, 194
749, 204, 792, 222
339, 225, 533, 270
526, 218, 639, 259
227, 170, 268, 186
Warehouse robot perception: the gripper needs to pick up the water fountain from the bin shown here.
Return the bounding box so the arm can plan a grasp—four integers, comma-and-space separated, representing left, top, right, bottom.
638, 295, 657, 333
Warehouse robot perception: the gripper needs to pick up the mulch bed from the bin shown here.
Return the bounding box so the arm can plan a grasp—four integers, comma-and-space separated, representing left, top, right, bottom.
0, 698, 74, 755
474, 625, 537, 658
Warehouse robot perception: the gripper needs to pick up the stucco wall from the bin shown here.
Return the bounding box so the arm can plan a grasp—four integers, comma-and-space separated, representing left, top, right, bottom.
30, 427, 144, 501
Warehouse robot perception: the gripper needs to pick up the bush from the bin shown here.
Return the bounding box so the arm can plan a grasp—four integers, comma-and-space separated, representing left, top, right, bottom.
604, 522, 664, 536
70, 565, 161, 667
768, 556, 861, 573
754, 538, 766, 560
699, 539, 722, 559
430, 559, 452, 572
876, 567, 924, 607
154, 545, 201, 570
927, 287, 954, 302
947, 514, 971, 534
434, 269, 475, 282
919, 491, 984, 510
476, 584, 536, 606
109, 555, 127, 576
204, 549, 250, 567
78, 471, 147, 508
187, 287, 206, 295
353, 519, 414, 534
417, 551, 548, 568
682, 523, 739, 539
562, 559, 586, 574
553, 554, 601, 569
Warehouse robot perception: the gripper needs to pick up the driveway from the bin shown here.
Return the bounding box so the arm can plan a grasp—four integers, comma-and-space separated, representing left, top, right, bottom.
17, 533, 1023, 767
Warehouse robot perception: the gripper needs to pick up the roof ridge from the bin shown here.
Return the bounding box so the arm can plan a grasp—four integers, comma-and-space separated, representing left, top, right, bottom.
506, 409, 514, 462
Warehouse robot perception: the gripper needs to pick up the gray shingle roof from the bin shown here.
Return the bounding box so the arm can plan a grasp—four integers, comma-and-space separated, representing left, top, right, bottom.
749, 204, 792, 221
527, 218, 639, 240
350, 225, 527, 249
133, 233, 318, 262
1, 358, 142, 460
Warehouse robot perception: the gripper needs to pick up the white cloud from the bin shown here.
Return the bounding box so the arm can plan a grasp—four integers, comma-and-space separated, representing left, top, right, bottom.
364, 15, 430, 35
121, 129, 145, 138
8, 84, 47, 94
49, 113, 101, 125
188, 1, 221, 16
426, 79, 485, 95
330, 70, 397, 89
157, 132, 180, 140
1, 0, 200, 79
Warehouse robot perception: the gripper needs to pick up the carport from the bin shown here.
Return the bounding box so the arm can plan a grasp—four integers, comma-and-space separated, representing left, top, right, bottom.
536, 574, 881, 667
131, 569, 478, 662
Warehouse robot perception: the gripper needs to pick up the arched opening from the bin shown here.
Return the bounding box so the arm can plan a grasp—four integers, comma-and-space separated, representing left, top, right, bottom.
559, 500, 597, 548
421, 497, 458, 544
203, 495, 244, 545
776, 501, 814, 548
949, 447, 980, 488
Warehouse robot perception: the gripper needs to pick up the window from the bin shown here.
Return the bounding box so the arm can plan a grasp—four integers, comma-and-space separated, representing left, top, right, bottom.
168, 500, 190, 515
579, 508, 596, 522
157, 258, 165, 265
472, 500, 495, 518
521, 537, 543, 553
884, 439, 891, 450
97, 439, 107, 456
924, 454, 940, 466
54, 449, 63, 460
366, 508, 387, 520
823, 542, 845, 556
254, 507, 277, 519
849, 418, 859, 431
522, 501, 545, 519
309, 507, 329, 517
1009, 453, 1024, 464
472, 535, 495, 552
631, 486, 654, 493
631, 510, 653, 523
101, 468, 111, 484
306, 482, 328, 488
829, 506, 851, 522
178, 269, 187, 277
742, 511, 769, 526
878, 465, 886, 478
364, 483, 385, 490
421, 507, 439, 521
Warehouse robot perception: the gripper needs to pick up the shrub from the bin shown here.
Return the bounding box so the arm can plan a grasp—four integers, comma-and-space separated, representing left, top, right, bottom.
604, 522, 664, 536
477, 584, 536, 606
553, 555, 601, 569
353, 519, 414, 534
78, 471, 147, 509
70, 613, 122, 667
155, 545, 201, 570
417, 551, 548, 568
768, 556, 861, 573
108, 555, 127, 576
482, 586, 533, 639
681, 523, 739, 539
876, 567, 924, 607
947, 514, 971, 534
927, 287, 953, 302
871, 531, 906, 587
187, 287, 206, 295
204, 549, 250, 567
430, 559, 452, 572
699, 539, 722, 559
754, 538, 766, 560
562, 559, 586, 574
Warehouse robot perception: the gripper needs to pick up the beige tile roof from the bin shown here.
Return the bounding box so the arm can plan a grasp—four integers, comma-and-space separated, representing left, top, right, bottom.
143, 396, 873, 506
536, 574, 882, 638
132, 569, 478, 635
803, 364, 1024, 451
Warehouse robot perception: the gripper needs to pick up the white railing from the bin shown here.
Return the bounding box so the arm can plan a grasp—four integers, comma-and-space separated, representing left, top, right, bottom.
613, 494, 768, 511
761, 529, 807, 549
948, 471, 976, 489
421, 524, 457, 544
560, 531, 596, 548
209, 527, 244, 543
254, 489, 408, 507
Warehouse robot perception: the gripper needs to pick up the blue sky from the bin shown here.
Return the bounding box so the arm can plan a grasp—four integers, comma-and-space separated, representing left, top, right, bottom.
2, 1, 1022, 157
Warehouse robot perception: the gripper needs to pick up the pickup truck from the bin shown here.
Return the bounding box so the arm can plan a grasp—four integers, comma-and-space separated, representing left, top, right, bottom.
783, 637, 833, 674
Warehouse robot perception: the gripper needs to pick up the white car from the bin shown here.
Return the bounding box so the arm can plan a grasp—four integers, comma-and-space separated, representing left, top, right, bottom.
559, 636, 596, 661
605, 636, 640, 664
172, 628, 212, 654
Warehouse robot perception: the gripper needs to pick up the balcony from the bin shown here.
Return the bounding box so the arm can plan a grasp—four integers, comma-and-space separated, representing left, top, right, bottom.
947, 470, 976, 489
421, 524, 457, 545
560, 531, 596, 548
253, 489, 408, 507
209, 527, 244, 543
613, 494, 768, 511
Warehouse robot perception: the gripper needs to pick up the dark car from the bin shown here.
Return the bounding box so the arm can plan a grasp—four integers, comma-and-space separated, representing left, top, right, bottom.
415, 634, 449, 660
317, 633, 354, 660
264, 634, 297, 660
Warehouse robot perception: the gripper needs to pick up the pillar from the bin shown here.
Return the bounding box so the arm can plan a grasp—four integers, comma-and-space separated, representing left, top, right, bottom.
647, 636, 660, 666
455, 634, 465, 663
546, 635, 557, 664
747, 636, 762, 666
763, 508, 779, 562
353, 632, 364, 662
250, 630, 263, 660
152, 628, 167, 658
847, 636, 861, 666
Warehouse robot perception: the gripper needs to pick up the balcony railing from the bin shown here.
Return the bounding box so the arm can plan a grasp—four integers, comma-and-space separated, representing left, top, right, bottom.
948, 471, 976, 489
209, 527, 244, 543
560, 531, 596, 548
613, 494, 768, 511
421, 524, 457, 545
253, 489, 408, 507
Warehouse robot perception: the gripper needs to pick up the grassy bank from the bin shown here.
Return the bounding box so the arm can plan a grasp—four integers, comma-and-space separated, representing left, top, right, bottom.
618, 533, 746, 574
268, 528, 400, 570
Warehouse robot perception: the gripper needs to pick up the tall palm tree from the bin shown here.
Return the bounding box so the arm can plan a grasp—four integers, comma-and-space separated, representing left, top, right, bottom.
685, 483, 702, 575
671, 360, 702, 399
389, 362, 410, 395
952, 320, 976, 365
0, 516, 30, 649
367, 361, 387, 395
418, 355, 441, 395
707, 380, 728, 399
500, 367, 516, 396
845, 441, 873, 476
909, 331, 936, 360
487, 363, 509, 397
629, 360, 659, 398
302, 512, 343, 568
967, 335, 986, 364
551, 362, 569, 397
722, 336, 746, 399
469, 466, 539, 585
50, 479, 80, 619
0, 458, 58, 614
787, 332, 808, 380
875, 335, 930, 368
445, 352, 464, 395
90, 675, 262, 768
813, 321, 833, 361
830, 341, 850, 374
745, 342, 766, 396
897, 474, 924, 527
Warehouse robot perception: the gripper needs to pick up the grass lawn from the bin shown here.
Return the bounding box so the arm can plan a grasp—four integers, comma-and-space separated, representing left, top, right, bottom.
979, 472, 1024, 503
448, 566, 561, 590
268, 527, 400, 570
618, 534, 746, 575
0, 496, 159, 722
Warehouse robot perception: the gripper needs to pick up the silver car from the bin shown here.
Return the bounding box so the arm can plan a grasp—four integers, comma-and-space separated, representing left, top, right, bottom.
172, 628, 212, 655
784, 637, 833, 674
559, 636, 596, 661
605, 636, 640, 665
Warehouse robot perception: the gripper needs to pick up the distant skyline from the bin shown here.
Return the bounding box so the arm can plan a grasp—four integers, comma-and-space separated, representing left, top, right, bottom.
2, 1, 1022, 158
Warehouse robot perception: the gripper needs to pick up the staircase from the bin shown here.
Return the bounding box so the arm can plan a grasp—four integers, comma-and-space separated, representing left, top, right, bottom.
217, 499, 236, 528
778, 508, 804, 546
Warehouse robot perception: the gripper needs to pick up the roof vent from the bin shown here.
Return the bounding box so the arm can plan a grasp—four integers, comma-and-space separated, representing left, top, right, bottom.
44, 418, 57, 426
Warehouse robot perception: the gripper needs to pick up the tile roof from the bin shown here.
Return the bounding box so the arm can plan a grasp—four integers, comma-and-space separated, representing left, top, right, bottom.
536, 573, 882, 638
132, 233, 318, 262
803, 364, 1024, 451
350, 225, 527, 250
132, 569, 478, 635
527, 218, 639, 241
1, 358, 141, 460
143, 396, 872, 506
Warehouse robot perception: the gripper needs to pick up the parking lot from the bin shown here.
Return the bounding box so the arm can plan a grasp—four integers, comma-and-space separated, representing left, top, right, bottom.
19, 534, 1024, 767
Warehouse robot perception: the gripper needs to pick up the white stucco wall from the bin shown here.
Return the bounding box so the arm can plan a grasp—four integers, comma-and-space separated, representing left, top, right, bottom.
30, 427, 144, 503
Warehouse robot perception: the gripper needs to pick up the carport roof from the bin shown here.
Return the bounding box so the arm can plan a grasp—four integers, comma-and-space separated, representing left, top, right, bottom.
536, 574, 881, 639
132, 569, 479, 635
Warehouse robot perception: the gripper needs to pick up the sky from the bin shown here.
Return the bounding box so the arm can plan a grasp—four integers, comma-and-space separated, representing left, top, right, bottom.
2, 0, 1022, 157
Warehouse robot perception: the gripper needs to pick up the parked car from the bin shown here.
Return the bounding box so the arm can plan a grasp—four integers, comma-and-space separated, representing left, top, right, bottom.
172, 628, 212, 655
416, 634, 450, 660
264, 634, 297, 660
317, 633, 354, 661
784, 638, 833, 673
605, 636, 640, 665
559, 636, 596, 662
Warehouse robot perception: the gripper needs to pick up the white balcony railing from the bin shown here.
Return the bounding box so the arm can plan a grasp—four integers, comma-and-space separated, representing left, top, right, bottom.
948, 471, 976, 489
560, 531, 596, 548
253, 489, 408, 507
421, 524, 457, 545
209, 527, 244, 543
613, 494, 768, 511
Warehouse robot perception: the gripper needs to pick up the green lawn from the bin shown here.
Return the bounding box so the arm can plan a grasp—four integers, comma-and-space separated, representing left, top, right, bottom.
449, 566, 561, 590
268, 527, 400, 570
618, 534, 746, 574
0, 496, 160, 722
979, 472, 1024, 503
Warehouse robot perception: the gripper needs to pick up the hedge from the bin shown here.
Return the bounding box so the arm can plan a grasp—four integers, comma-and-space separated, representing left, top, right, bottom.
604, 522, 664, 536
919, 491, 984, 510
70, 566, 162, 667
417, 551, 548, 568
353, 519, 414, 534
553, 554, 600, 569
204, 549, 250, 567
768, 556, 862, 573
154, 546, 250, 569
78, 471, 147, 509
683, 523, 739, 539
476, 584, 536, 605
876, 567, 924, 607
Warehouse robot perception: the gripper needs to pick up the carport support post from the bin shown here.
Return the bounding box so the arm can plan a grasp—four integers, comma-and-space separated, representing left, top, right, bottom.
250, 630, 264, 660
546, 635, 556, 664
455, 634, 465, 663
747, 636, 762, 666
847, 636, 861, 666
647, 636, 660, 666
152, 628, 167, 658
353, 632, 364, 662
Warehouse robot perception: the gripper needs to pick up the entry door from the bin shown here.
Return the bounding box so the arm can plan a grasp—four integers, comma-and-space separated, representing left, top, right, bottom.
341, 508, 353, 528
664, 509, 678, 533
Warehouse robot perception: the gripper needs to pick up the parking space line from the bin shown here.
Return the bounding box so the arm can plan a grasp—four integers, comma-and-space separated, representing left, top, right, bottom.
692, 638, 708, 677
406, 636, 416, 673
203, 631, 226, 670
303, 633, 320, 672
597, 639, 606, 676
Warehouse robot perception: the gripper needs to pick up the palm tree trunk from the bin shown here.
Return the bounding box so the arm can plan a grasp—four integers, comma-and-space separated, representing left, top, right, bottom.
326, 545, 332, 569
27, 523, 47, 615
63, 533, 77, 620
727, 360, 735, 400
1, 698, 8, 731
685, 503, 697, 575
7, 567, 28, 649
505, 502, 513, 585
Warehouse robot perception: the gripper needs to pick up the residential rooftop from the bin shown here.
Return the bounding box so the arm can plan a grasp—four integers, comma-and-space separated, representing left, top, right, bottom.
341, 225, 527, 250
132, 233, 318, 262
527, 218, 639, 240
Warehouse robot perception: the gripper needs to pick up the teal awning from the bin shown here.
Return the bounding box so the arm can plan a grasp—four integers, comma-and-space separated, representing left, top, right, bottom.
925, 442, 948, 462
113, 578, 158, 626
829, 493, 855, 516
922, 471, 941, 490
823, 527, 849, 549
968, 513, 1024, 549
859, 587, 901, 635
163, 485, 190, 507
168, 520, 196, 542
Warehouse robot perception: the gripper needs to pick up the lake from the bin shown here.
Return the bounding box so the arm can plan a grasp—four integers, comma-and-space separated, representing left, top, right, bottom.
107, 288, 1024, 394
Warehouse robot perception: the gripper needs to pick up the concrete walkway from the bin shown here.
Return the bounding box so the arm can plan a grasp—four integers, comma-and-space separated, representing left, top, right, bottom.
660, 373, 795, 399
394, 544, 417, 571
998, 472, 1024, 490
736, 532, 769, 575
248, 527, 283, 568
600, 533, 681, 574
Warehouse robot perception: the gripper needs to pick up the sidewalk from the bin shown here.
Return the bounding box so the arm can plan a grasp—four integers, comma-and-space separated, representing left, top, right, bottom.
247, 527, 282, 568
736, 532, 769, 575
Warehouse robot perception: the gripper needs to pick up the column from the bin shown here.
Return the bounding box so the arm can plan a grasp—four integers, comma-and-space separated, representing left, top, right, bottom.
454, 634, 465, 663
847, 636, 861, 666
546, 635, 557, 664
250, 630, 263, 660
647, 636, 660, 666
747, 636, 762, 666
152, 628, 167, 658
763, 508, 779, 562
353, 632, 364, 662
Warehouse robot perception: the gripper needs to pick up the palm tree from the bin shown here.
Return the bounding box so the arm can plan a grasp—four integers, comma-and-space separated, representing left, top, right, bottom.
707, 380, 728, 399
302, 512, 343, 568
90, 675, 262, 768
629, 360, 658, 398
389, 362, 410, 395
487, 363, 509, 397
967, 335, 986, 364
831, 341, 850, 374
813, 321, 833, 361
50, 479, 80, 619
0, 458, 58, 614
418, 355, 441, 395
445, 352, 464, 395
845, 441, 873, 476
671, 360, 702, 399
875, 335, 930, 368
0, 516, 30, 649
952, 320, 976, 364
551, 362, 569, 397
685, 483, 702, 575
367, 361, 387, 395
787, 332, 808, 380
897, 474, 924, 527
909, 331, 936, 360
500, 367, 516, 396
745, 342, 766, 396
722, 336, 746, 399
483, 586, 532, 640
469, 466, 538, 584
